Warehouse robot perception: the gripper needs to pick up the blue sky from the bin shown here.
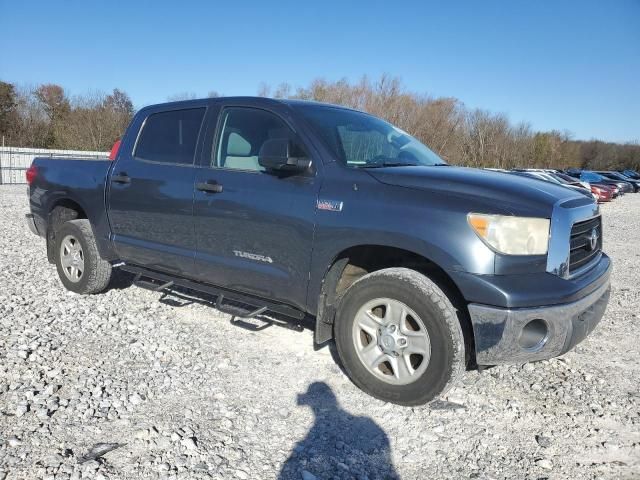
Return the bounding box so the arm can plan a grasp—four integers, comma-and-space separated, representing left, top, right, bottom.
1, 0, 638, 143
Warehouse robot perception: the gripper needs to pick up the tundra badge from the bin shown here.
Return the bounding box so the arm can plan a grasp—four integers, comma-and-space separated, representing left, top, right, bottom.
233, 250, 273, 263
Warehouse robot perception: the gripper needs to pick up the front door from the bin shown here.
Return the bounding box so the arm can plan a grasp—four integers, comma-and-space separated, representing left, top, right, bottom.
193, 106, 319, 309
108, 106, 206, 276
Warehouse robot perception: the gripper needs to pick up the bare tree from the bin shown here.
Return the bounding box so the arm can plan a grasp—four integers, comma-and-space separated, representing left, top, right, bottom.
34, 84, 70, 147
1, 77, 637, 170
256, 75, 640, 170
12, 85, 50, 148
0, 81, 18, 143
256, 83, 270, 97
56, 89, 135, 151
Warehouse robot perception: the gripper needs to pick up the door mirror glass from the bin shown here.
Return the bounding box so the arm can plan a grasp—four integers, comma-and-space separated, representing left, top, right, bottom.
258, 138, 311, 172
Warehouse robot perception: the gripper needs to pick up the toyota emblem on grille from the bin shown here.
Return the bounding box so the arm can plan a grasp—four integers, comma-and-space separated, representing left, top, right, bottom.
589, 228, 599, 251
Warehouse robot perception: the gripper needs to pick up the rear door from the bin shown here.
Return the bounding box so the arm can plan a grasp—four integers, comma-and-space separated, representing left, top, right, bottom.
192, 104, 320, 309
107, 105, 206, 276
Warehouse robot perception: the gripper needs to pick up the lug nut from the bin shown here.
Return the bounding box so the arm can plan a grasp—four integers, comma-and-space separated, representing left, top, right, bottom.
398, 338, 407, 346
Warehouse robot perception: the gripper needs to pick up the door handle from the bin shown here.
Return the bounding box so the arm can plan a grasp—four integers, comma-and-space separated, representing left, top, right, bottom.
196, 181, 223, 193
111, 173, 131, 184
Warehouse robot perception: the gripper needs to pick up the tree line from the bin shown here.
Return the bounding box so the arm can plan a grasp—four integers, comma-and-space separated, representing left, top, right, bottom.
0, 81, 134, 151
260, 76, 640, 171
1, 76, 638, 170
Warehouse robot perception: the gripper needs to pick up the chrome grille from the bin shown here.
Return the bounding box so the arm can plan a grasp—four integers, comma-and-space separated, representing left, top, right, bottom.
569, 216, 602, 274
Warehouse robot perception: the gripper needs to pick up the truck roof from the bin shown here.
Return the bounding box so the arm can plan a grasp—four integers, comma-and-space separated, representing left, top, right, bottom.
140, 96, 360, 114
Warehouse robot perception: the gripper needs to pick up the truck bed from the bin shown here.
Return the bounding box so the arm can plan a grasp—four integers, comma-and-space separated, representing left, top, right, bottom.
28, 156, 115, 260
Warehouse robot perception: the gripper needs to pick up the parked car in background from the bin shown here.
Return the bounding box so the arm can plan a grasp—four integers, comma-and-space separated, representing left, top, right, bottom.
596, 171, 640, 192
554, 172, 591, 190
545, 172, 596, 198
590, 184, 614, 203
565, 167, 583, 178
623, 169, 640, 179
608, 185, 621, 198
575, 171, 630, 195
509, 170, 557, 183
516, 168, 558, 174
510, 170, 595, 199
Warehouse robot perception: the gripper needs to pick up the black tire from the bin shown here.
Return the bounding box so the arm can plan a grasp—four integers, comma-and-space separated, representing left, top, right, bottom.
54, 219, 112, 294
334, 267, 465, 406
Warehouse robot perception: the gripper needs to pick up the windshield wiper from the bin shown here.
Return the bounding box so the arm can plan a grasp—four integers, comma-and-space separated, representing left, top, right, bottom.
431, 163, 449, 166
361, 162, 419, 168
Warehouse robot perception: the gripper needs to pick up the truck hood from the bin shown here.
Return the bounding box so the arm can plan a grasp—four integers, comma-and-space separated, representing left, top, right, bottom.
366, 165, 588, 217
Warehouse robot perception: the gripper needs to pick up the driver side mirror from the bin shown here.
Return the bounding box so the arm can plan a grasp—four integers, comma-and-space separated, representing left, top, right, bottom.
258, 138, 311, 173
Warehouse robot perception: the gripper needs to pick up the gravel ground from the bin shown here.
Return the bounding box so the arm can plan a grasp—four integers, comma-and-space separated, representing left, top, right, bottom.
0, 184, 639, 480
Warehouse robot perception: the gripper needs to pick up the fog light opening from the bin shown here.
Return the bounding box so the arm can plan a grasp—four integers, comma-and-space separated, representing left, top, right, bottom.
518, 319, 549, 351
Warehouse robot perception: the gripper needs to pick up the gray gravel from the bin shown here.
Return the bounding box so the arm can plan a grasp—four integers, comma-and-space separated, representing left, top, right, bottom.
1, 184, 639, 480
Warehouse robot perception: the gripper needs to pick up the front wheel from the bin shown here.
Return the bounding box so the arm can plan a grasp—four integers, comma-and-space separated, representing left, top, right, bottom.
334, 268, 465, 406
54, 219, 112, 294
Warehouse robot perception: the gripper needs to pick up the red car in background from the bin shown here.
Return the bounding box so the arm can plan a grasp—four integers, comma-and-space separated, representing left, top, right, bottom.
591, 184, 614, 202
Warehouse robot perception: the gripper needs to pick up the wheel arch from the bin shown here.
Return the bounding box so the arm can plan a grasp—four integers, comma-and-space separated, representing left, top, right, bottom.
313, 243, 475, 364
43, 189, 118, 264
45, 197, 90, 263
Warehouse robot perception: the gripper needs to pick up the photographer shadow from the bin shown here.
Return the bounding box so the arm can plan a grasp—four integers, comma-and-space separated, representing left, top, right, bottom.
279, 382, 399, 480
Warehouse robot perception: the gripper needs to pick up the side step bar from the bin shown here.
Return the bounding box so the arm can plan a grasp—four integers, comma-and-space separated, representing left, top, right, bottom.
121, 264, 305, 321
133, 274, 174, 292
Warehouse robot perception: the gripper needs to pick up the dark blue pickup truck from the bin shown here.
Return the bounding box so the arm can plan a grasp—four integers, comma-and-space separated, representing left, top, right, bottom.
25, 97, 611, 405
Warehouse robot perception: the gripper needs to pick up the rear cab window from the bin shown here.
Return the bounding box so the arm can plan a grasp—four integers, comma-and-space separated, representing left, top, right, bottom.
135, 108, 206, 165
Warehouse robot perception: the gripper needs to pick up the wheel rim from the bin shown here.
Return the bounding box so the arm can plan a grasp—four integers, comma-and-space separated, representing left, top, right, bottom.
352, 297, 431, 386
59, 234, 84, 283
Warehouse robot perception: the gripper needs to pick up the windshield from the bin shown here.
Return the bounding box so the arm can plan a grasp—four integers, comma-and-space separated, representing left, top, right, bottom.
611, 172, 631, 180
555, 172, 579, 183
538, 173, 562, 184
581, 172, 604, 182
297, 105, 445, 168
601, 172, 620, 180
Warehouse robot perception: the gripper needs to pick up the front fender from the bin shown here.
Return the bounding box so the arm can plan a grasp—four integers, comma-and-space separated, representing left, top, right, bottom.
306, 176, 498, 314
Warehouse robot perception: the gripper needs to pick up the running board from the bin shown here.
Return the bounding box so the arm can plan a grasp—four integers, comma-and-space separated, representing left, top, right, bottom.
121, 264, 305, 321
214, 293, 268, 319
133, 274, 174, 292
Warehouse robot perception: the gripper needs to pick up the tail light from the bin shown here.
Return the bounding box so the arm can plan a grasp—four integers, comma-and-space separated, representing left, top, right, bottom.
108, 139, 121, 161
26, 164, 38, 185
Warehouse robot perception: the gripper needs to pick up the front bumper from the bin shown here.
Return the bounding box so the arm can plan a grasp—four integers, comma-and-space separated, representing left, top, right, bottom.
468, 278, 610, 365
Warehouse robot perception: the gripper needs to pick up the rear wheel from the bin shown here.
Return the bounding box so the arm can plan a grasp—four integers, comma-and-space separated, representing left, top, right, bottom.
54, 219, 112, 294
334, 268, 465, 406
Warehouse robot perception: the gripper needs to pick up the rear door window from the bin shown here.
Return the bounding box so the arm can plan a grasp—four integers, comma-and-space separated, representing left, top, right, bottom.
135, 108, 205, 164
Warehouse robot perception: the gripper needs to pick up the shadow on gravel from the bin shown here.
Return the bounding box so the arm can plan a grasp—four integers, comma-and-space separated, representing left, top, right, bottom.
279, 382, 399, 480
104, 270, 136, 292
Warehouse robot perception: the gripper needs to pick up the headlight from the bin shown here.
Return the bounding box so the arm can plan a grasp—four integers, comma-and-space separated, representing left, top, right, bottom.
467, 213, 550, 255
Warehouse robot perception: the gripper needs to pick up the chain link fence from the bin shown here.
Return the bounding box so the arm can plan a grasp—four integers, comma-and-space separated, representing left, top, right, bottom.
0, 147, 109, 184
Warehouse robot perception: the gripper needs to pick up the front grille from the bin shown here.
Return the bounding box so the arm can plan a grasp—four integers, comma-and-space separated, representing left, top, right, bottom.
569, 216, 602, 274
